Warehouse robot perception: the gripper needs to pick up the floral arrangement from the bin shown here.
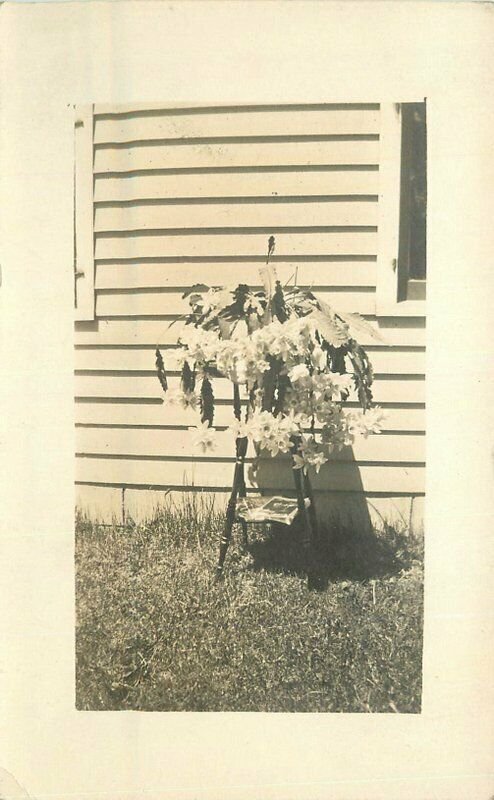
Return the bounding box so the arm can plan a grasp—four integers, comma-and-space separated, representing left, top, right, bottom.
156, 239, 385, 476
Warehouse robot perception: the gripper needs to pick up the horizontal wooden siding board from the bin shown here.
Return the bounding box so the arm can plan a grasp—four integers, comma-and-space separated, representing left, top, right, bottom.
75, 317, 425, 347
94, 109, 380, 144
94, 140, 380, 174
75, 401, 425, 432
94, 288, 376, 317
74, 345, 425, 375
94, 231, 378, 260
75, 456, 425, 494
76, 427, 424, 463
94, 103, 380, 115
74, 374, 425, 405
94, 200, 378, 233
94, 170, 379, 203
95, 261, 377, 290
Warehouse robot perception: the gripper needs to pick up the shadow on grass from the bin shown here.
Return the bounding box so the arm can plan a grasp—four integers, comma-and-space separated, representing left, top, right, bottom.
75, 500, 424, 712
243, 517, 423, 585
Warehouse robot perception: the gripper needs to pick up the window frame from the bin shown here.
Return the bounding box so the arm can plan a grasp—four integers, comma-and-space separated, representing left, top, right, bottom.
376, 102, 427, 317
74, 104, 95, 321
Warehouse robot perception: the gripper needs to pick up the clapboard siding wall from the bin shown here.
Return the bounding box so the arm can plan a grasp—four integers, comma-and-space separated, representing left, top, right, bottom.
75, 103, 426, 527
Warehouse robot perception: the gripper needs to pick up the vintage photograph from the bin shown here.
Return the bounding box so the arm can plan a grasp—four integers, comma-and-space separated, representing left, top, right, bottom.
74, 101, 426, 712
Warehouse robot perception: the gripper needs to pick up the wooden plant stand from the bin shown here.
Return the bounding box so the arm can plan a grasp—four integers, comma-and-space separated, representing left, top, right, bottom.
215, 436, 322, 590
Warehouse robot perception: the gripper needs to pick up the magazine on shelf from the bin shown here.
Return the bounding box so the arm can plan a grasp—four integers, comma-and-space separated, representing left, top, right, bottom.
236, 496, 311, 525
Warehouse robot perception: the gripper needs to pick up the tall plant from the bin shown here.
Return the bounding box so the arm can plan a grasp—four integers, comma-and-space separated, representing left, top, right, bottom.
156, 239, 385, 474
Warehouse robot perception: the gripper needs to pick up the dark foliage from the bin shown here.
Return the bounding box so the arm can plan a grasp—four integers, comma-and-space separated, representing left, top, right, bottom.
155, 348, 168, 393
180, 361, 196, 393
200, 377, 214, 426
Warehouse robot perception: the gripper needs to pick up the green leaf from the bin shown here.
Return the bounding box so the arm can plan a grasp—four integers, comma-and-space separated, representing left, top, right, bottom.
346, 339, 374, 411
187, 293, 204, 307
325, 344, 346, 374
217, 317, 232, 339
155, 348, 168, 393
181, 362, 196, 393
271, 281, 288, 322
200, 377, 215, 426
308, 307, 350, 347
258, 263, 277, 299
335, 310, 386, 344
217, 284, 251, 325
233, 384, 242, 421
182, 284, 210, 299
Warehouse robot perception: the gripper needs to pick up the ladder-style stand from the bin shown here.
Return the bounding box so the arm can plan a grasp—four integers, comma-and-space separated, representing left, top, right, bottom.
215, 435, 322, 589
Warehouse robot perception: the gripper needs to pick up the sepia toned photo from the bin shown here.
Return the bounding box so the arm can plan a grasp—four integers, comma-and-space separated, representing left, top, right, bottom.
4, 1, 494, 797
74, 101, 426, 713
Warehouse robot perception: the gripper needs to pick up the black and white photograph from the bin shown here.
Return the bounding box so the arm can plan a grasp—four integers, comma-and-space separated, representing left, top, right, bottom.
2, 2, 493, 799
74, 101, 426, 713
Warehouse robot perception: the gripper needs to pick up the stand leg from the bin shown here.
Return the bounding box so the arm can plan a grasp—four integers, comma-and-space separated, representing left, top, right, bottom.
291, 464, 318, 586
215, 436, 248, 579
302, 472, 326, 591
237, 460, 249, 550
216, 486, 238, 579
303, 472, 319, 546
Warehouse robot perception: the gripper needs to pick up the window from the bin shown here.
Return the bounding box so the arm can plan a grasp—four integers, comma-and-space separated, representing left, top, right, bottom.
397, 102, 427, 301
376, 101, 427, 316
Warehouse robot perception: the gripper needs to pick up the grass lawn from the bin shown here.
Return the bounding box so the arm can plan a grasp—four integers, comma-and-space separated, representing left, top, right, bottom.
75, 494, 423, 713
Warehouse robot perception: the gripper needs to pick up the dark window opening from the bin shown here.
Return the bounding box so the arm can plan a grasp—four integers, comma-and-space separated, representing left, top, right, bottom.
398, 102, 427, 301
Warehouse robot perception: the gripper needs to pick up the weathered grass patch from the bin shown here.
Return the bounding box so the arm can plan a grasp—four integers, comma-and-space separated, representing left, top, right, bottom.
75, 494, 423, 712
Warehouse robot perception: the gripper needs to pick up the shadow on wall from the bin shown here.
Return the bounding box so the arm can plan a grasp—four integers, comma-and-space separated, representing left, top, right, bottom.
251, 447, 372, 529
245, 450, 412, 582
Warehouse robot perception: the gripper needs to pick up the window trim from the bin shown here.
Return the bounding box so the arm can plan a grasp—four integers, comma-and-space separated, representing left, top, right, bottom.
74, 104, 95, 321
376, 102, 426, 318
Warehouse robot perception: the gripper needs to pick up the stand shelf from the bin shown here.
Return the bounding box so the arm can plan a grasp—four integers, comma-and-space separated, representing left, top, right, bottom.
215, 436, 322, 590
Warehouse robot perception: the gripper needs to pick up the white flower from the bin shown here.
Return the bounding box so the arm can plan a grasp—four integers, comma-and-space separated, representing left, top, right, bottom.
329, 373, 353, 400
179, 326, 221, 366
292, 438, 328, 474
244, 410, 298, 457
228, 418, 250, 440
248, 410, 276, 442
267, 425, 293, 456
252, 316, 313, 363
214, 337, 271, 386
288, 363, 311, 385
164, 388, 199, 411
292, 453, 310, 474
200, 287, 235, 315
310, 372, 334, 400
255, 358, 271, 375
309, 450, 328, 473
320, 409, 356, 451
310, 345, 327, 371
232, 357, 248, 384
351, 407, 386, 438
200, 289, 220, 315
279, 409, 303, 435
191, 421, 217, 453
283, 387, 312, 420
299, 436, 329, 471
313, 397, 338, 424
180, 390, 199, 411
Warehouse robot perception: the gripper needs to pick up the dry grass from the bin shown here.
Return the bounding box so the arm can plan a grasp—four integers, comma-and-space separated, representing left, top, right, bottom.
75, 494, 423, 712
